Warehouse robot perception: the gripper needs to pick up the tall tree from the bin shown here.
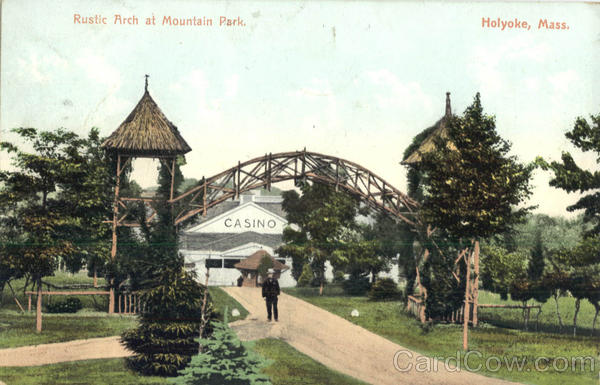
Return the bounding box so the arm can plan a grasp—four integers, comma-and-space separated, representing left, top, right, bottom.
277, 182, 360, 294
0, 128, 92, 321
418, 93, 533, 340
537, 112, 600, 235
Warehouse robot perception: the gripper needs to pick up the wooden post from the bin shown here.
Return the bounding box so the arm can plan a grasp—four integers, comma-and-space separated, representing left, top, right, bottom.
36, 282, 42, 333
463, 244, 472, 350
28, 294, 32, 312
93, 267, 98, 288
472, 240, 480, 326
109, 154, 122, 315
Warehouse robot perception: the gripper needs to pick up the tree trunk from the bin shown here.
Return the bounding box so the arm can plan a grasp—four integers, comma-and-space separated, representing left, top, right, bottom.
93, 267, 98, 288
463, 246, 472, 351
36, 280, 42, 333
472, 241, 479, 327
573, 298, 581, 337
319, 280, 324, 296
554, 291, 564, 331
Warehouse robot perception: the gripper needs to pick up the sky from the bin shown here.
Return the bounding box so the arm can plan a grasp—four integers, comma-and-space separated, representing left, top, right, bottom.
1, 0, 599, 217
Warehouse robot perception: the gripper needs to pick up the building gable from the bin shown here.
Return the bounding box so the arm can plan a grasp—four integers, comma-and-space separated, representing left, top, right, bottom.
185, 202, 287, 235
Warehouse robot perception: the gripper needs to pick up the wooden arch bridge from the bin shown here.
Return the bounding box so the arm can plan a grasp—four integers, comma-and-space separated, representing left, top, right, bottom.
169, 150, 421, 228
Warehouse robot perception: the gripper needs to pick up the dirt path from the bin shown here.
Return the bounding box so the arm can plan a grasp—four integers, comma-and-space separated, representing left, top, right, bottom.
0, 337, 131, 367
224, 287, 520, 385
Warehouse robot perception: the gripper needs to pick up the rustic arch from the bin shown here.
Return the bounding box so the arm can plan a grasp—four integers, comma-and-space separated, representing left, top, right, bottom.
169, 150, 421, 228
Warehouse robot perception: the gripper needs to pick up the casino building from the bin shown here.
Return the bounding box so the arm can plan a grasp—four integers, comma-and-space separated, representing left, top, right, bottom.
179, 191, 297, 287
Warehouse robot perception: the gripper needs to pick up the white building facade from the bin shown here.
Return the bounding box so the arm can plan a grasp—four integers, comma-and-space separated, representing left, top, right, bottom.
180, 192, 298, 287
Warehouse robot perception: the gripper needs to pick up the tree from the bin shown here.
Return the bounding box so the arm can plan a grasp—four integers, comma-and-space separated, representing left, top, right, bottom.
257, 255, 274, 282
277, 182, 360, 294
121, 267, 213, 376
362, 213, 416, 297
418, 93, 533, 324
0, 128, 95, 326
170, 318, 272, 385
121, 159, 215, 376
537, 112, 600, 235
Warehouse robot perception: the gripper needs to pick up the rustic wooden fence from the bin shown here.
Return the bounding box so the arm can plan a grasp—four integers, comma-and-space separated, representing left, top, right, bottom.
405, 295, 542, 330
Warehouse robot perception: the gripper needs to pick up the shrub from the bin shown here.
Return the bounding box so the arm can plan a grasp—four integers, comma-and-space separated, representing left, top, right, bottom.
297, 263, 313, 287
121, 267, 215, 377
333, 270, 345, 284
170, 319, 272, 385
342, 274, 371, 296
368, 278, 401, 301
45, 297, 83, 313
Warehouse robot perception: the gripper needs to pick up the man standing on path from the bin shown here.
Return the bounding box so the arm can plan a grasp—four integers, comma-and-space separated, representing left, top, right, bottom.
262, 268, 280, 321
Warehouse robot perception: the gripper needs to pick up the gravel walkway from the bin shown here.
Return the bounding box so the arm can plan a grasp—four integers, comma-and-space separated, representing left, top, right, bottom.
0, 337, 131, 367
224, 287, 520, 385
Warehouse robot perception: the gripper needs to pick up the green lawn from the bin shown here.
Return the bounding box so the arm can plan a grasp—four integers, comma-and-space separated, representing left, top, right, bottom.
0, 358, 168, 385
284, 287, 600, 385
0, 310, 137, 349
478, 291, 599, 335
209, 286, 249, 322
253, 338, 368, 385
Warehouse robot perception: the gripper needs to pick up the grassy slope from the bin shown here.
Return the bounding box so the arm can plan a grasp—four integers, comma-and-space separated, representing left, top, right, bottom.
208, 286, 249, 322
284, 287, 600, 385
0, 358, 168, 385
253, 338, 368, 385
0, 311, 137, 349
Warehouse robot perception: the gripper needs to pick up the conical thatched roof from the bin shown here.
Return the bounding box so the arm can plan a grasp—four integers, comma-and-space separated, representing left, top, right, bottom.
401, 92, 456, 165
101, 82, 191, 157
234, 250, 289, 271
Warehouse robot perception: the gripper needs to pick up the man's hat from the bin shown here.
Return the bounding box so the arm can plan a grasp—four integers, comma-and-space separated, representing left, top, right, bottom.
267, 268, 275, 274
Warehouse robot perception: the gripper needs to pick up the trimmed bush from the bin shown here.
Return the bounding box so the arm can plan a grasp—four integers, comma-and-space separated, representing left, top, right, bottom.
342, 274, 371, 296
332, 270, 345, 284
297, 263, 313, 287
121, 268, 215, 377
170, 319, 272, 385
368, 278, 401, 301
45, 297, 83, 313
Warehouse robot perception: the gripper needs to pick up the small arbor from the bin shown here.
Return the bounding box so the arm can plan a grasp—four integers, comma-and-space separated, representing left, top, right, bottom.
101, 76, 191, 313
234, 250, 289, 287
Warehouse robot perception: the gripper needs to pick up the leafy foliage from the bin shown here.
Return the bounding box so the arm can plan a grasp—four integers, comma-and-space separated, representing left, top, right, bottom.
419, 93, 534, 240
121, 268, 214, 376
170, 320, 272, 385
537, 112, 600, 235
45, 297, 83, 314
296, 263, 313, 287
0, 127, 110, 293
368, 278, 401, 301
257, 256, 274, 282
277, 182, 361, 288
341, 273, 371, 296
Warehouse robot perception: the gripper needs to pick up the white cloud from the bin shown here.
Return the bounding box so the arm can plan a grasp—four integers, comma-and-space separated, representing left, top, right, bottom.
17, 52, 68, 84
548, 70, 580, 94
75, 52, 121, 90
469, 35, 551, 95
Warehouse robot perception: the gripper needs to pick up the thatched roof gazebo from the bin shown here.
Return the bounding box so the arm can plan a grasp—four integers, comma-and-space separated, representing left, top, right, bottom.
101, 76, 192, 314
234, 250, 289, 287
401, 92, 456, 165
101, 77, 191, 157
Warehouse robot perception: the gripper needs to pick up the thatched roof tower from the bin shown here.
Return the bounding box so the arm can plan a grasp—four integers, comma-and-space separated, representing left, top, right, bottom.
101, 77, 191, 157
402, 92, 456, 165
